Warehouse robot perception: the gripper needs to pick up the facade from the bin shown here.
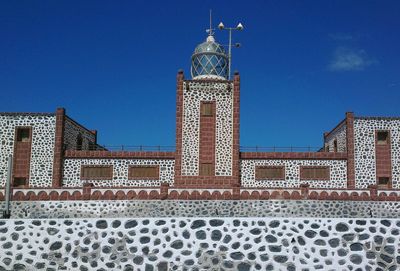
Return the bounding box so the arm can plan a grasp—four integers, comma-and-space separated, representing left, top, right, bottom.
1, 33, 399, 202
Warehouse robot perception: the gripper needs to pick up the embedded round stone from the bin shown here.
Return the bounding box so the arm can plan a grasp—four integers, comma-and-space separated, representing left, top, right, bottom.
96, 220, 108, 229
336, 223, 349, 232
191, 220, 206, 229
49, 241, 62, 251
125, 220, 138, 229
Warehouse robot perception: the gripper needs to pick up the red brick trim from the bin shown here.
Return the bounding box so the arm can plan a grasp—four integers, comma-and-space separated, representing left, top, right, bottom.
64, 150, 175, 159
375, 130, 392, 189
240, 152, 347, 160
174, 70, 185, 185
53, 108, 65, 188
13, 126, 33, 187
199, 101, 216, 175
345, 112, 355, 188
5, 186, 400, 201
232, 72, 241, 186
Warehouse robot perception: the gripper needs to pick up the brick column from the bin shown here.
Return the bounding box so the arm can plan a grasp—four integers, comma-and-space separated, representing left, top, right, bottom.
160, 182, 169, 200
52, 108, 65, 188
345, 112, 355, 189
174, 70, 184, 185
232, 71, 241, 187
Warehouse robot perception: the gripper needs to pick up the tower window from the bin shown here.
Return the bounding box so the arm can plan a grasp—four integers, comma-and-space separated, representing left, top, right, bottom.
378, 177, 390, 188
200, 163, 214, 176
13, 177, 27, 188
201, 102, 214, 116
300, 166, 330, 180
16, 128, 30, 142
377, 131, 389, 145
81, 166, 113, 180
255, 166, 285, 180
129, 166, 159, 179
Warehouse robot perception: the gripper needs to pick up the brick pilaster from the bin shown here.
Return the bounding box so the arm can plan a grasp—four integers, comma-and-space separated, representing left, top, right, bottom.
232, 71, 241, 187
52, 107, 65, 188
174, 70, 184, 185
345, 112, 355, 188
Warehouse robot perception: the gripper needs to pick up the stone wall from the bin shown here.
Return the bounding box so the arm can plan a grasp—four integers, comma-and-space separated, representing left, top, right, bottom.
325, 121, 347, 152
2, 200, 400, 219
241, 159, 347, 188
0, 113, 56, 187
181, 81, 233, 176
354, 118, 400, 188
0, 217, 399, 270
62, 158, 175, 187
63, 117, 96, 150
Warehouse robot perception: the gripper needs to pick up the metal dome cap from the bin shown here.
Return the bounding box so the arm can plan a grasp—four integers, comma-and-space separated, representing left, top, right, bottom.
191, 35, 229, 80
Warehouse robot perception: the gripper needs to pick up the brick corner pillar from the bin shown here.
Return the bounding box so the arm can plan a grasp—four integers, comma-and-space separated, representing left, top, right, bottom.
300, 183, 310, 199
82, 182, 93, 200
174, 69, 185, 185
345, 112, 355, 189
232, 71, 241, 187
52, 107, 66, 188
160, 182, 169, 200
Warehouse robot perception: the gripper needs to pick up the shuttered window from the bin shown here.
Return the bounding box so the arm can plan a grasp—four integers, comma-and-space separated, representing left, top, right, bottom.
81, 166, 113, 180
199, 163, 214, 176
201, 102, 214, 116
255, 166, 285, 180
129, 166, 159, 179
300, 166, 329, 180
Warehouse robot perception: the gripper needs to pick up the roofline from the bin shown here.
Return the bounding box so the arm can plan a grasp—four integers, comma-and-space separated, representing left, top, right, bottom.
0, 112, 55, 117
355, 116, 400, 121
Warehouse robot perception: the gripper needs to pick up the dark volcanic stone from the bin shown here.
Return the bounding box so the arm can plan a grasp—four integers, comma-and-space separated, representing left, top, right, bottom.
191, 220, 206, 229
209, 219, 224, 227
336, 223, 349, 232
125, 220, 138, 229
96, 220, 108, 229
50, 241, 62, 251
171, 240, 184, 249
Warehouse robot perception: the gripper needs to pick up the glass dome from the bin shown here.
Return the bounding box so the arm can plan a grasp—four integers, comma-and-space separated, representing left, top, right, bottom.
191, 36, 229, 80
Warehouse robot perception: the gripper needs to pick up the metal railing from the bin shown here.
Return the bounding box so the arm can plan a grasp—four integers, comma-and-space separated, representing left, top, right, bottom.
240, 146, 322, 152
74, 145, 322, 152
84, 145, 176, 152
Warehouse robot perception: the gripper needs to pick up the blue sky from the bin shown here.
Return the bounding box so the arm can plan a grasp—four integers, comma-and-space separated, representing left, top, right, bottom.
1, 1, 399, 148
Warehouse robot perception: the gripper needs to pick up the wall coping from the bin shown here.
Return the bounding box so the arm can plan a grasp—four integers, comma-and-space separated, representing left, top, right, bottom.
240, 152, 347, 160
64, 150, 176, 159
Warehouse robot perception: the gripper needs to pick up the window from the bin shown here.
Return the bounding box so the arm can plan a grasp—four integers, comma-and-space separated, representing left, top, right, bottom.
378, 177, 390, 188
16, 128, 30, 142
76, 134, 83, 150
13, 177, 27, 188
255, 166, 285, 180
129, 166, 159, 179
81, 166, 113, 180
377, 131, 389, 145
201, 102, 214, 116
300, 166, 330, 180
199, 163, 213, 176
333, 139, 338, 152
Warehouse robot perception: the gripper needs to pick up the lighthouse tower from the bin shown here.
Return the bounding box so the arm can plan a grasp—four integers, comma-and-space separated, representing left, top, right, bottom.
174, 31, 240, 188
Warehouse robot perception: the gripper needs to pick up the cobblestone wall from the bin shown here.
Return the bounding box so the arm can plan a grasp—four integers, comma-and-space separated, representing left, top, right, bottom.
62, 159, 175, 187
2, 200, 400, 219
0, 114, 56, 187
241, 159, 347, 188
0, 217, 399, 270
354, 118, 400, 188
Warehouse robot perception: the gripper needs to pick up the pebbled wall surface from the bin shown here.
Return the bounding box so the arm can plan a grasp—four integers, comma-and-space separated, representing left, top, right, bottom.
0, 217, 399, 271
2, 200, 400, 219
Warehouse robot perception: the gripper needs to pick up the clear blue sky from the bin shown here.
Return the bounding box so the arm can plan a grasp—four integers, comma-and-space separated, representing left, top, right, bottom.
1, 1, 399, 148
